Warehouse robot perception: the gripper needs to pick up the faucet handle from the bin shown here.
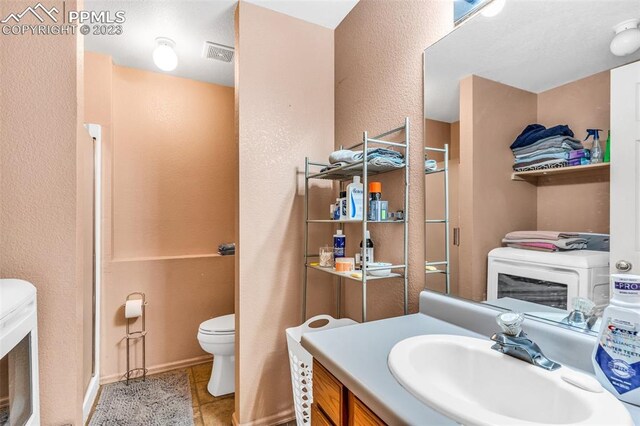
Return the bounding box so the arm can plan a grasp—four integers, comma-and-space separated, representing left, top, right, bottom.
571, 297, 596, 315
496, 312, 525, 336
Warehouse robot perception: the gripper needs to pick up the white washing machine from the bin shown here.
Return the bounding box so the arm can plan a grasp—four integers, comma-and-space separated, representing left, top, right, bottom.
487, 247, 610, 310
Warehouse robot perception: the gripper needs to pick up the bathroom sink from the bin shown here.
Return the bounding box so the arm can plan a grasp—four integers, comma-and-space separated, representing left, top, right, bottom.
388, 335, 632, 426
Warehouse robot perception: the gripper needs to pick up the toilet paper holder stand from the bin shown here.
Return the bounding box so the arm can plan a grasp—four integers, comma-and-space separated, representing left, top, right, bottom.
123, 292, 148, 385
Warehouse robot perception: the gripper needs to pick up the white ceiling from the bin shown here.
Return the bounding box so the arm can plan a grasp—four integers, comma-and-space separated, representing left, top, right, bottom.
84, 0, 358, 87
244, 0, 358, 29
425, 0, 640, 123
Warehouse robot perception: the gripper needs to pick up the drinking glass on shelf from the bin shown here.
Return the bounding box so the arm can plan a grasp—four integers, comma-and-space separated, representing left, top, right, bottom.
319, 246, 334, 267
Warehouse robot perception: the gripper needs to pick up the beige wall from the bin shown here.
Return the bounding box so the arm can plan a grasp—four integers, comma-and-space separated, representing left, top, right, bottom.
459, 75, 538, 301
335, 0, 453, 319
0, 1, 86, 423
84, 53, 236, 382
235, 2, 335, 424
536, 71, 610, 233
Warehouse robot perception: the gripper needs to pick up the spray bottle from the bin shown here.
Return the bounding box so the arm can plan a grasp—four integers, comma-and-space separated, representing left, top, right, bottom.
585, 129, 604, 164
604, 130, 611, 163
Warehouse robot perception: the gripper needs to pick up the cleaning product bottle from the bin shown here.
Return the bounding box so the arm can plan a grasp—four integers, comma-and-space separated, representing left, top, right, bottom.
346, 176, 364, 220
359, 230, 374, 268
368, 182, 382, 221
585, 129, 604, 164
339, 191, 347, 221
604, 130, 611, 163
593, 274, 640, 404
333, 230, 345, 260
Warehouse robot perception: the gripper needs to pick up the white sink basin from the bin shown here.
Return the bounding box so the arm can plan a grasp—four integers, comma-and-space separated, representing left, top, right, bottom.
388, 335, 632, 426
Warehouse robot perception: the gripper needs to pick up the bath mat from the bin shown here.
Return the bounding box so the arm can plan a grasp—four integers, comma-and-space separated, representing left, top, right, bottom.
89, 371, 194, 426
0, 407, 7, 426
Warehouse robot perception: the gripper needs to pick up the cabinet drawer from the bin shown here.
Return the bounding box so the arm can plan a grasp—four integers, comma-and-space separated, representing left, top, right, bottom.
312, 403, 334, 426
348, 392, 385, 426
313, 360, 345, 425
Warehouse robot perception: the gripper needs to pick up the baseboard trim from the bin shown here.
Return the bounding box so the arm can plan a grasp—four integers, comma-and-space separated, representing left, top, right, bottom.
234, 408, 295, 426
100, 354, 213, 385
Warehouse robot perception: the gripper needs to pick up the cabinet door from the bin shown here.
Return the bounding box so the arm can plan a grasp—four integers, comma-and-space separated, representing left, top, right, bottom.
312, 403, 334, 426
313, 360, 346, 425
348, 392, 385, 426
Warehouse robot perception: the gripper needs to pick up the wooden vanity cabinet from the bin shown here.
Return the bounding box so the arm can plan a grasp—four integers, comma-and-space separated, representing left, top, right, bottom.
312, 360, 385, 426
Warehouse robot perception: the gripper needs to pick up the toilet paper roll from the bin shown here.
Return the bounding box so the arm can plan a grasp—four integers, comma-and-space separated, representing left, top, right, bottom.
125, 299, 143, 319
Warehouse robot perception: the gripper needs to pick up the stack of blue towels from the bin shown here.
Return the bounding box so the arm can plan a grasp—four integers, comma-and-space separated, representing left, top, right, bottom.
510, 124, 587, 172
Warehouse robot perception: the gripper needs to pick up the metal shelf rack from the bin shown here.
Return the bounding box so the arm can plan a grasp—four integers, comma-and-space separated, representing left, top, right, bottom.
425, 144, 451, 293
303, 118, 410, 323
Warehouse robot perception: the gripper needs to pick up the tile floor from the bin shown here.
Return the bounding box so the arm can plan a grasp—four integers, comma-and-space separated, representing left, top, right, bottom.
189, 362, 235, 426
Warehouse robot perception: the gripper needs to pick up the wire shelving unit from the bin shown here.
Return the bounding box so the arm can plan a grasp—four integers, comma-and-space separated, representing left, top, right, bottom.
425, 144, 451, 293
303, 118, 410, 322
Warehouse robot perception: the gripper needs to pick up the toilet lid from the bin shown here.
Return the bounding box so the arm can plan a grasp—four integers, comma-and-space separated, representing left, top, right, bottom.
199, 313, 235, 335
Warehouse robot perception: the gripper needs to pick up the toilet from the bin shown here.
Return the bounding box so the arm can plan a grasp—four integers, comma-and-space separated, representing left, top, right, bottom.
197, 313, 235, 396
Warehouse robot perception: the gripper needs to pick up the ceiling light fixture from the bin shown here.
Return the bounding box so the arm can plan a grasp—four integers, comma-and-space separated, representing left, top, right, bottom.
153, 37, 178, 72
481, 0, 505, 18
610, 19, 640, 56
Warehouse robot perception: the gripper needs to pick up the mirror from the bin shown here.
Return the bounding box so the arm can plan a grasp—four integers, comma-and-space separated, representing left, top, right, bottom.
423, 0, 640, 334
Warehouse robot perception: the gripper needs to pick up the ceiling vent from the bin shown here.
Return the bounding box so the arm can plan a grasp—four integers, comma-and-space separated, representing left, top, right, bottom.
202, 41, 234, 63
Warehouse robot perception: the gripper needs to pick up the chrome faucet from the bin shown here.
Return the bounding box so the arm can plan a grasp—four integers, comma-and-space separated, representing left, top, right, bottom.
490, 312, 561, 371
562, 297, 599, 331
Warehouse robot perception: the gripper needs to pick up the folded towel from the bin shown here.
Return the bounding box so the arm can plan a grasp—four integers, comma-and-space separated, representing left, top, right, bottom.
513, 159, 568, 172
513, 152, 568, 164
512, 136, 583, 156
425, 159, 438, 171
329, 148, 404, 165
320, 157, 404, 173
504, 231, 580, 241
218, 242, 235, 251
510, 124, 574, 150
507, 243, 559, 252
503, 237, 587, 250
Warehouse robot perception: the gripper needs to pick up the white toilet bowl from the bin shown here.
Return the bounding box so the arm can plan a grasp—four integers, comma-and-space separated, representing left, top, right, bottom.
197, 313, 235, 396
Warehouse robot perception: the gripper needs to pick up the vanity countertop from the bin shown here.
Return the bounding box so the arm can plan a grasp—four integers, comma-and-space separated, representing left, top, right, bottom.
301, 311, 640, 426
301, 313, 484, 425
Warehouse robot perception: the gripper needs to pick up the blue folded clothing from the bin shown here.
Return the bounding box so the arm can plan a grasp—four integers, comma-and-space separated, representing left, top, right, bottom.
510, 124, 574, 150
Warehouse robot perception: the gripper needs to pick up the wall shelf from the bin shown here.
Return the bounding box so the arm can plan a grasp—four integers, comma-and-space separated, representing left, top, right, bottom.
306, 264, 402, 282
511, 162, 610, 184
302, 118, 410, 322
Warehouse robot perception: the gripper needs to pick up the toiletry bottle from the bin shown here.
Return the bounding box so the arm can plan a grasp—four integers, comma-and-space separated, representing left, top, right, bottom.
368, 182, 382, 221
604, 130, 611, 163
359, 230, 374, 267
334, 198, 341, 220
339, 191, 347, 221
347, 176, 364, 220
333, 230, 345, 260
330, 203, 335, 220
593, 274, 640, 405
585, 129, 603, 164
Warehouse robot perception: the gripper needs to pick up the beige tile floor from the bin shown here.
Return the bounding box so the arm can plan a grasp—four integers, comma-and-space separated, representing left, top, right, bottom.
189, 362, 235, 426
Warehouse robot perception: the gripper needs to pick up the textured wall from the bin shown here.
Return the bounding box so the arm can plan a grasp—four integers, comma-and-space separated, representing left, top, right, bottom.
235, 2, 335, 424
459, 75, 539, 301
536, 71, 610, 234
84, 53, 236, 382
335, 0, 453, 319
0, 1, 85, 423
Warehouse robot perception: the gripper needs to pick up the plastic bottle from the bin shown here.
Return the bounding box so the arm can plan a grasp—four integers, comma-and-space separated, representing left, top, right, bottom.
604, 130, 611, 163
347, 176, 364, 220
333, 230, 345, 260
359, 230, 374, 268
330, 203, 335, 220
593, 274, 640, 404
368, 182, 382, 221
339, 191, 347, 221
334, 198, 341, 220
585, 129, 604, 164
